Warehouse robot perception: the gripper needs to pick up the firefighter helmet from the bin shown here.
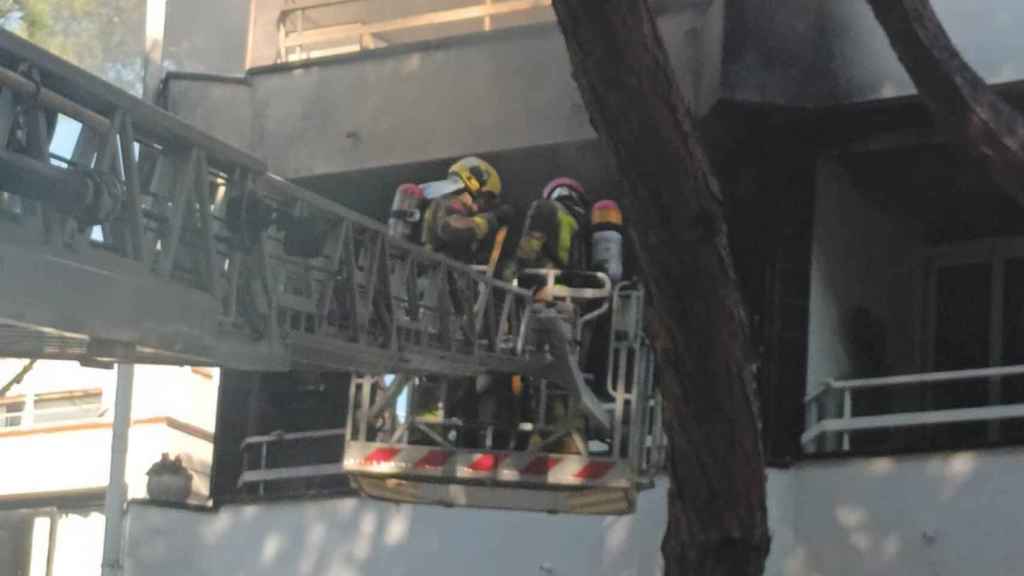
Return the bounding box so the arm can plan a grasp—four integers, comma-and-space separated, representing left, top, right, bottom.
449, 156, 502, 198
542, 177, 588, 220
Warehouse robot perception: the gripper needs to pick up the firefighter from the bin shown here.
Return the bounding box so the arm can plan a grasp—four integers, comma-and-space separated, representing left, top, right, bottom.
510, 177, 592, 453
390, 156, 513, 257
508, 177, 589, 280
420, 156, 514, 263
407, 157, 514, 444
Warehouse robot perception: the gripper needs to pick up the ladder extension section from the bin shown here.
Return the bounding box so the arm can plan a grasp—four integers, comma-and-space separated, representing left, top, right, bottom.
0, 30, 547, 379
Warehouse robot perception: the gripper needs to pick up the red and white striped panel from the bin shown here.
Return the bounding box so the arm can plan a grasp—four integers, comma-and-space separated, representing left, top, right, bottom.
343, 441, 633, 488
353, 476, 636, 515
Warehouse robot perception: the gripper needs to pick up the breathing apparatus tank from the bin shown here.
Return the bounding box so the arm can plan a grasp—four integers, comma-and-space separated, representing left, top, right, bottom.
388, 183, 425, 241
590, 199, 624, 284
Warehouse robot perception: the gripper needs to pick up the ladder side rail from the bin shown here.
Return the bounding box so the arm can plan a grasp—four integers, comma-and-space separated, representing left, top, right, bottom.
402, 249, 427, 347
358, 374, 373, 441
91, 110, 123, 253
317, 219, 351, 334
436, 261, 455, 351
345, 372, 360, 442
257, 204, 281, 344
223, 168, 247, 324
0, 31, 266, 173
611, 334, 629, 460
403, 251, 424, 344
258, 173, 534, 364
384, 235, 411, 344
156, 147, 198, 278
118, 116, 148, 264
339, 215, 362, 342
0, 47, 546, 372
193, 151, 220, 296
494, 285, 516, 354
627, 333, 647, 472
357, 227, 385, 346
0, 85, 15, 215
260, 173, 532, 319
0, 63, 245, 303
642, 342, 665, 477
21, 65, 59, 247
0, 84, 16, 148
0, 58, 255, 290
379, 238, 399, 351
612, 284, 649, 472
67, 115, 104, 252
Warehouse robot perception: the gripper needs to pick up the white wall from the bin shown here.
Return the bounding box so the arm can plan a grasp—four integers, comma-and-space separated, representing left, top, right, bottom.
806, 159, 925, 393
765, 470, 797, 576
121, 472, 802, 576
778, 447, 1024, 576
120, 446, 1024, 576
124, 481, 670, 576
0, 423, 211, 503
130, 365, 220, 432
0, 425, 115, 496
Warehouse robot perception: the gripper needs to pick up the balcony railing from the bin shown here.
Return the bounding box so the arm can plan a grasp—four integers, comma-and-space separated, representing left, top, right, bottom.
238, 428, 354, 497
0, 389, 103, 429
802, 364, 1024, 453
277, 0, 553, 63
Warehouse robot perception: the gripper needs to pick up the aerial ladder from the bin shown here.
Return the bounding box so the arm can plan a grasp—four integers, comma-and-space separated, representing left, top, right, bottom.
0, 30, 664, 515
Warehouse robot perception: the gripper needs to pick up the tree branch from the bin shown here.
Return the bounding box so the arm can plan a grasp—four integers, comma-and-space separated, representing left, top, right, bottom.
867, 0, 1024, 206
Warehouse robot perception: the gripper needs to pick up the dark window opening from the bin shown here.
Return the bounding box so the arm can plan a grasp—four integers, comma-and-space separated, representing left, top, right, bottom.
212, 370, 354, 504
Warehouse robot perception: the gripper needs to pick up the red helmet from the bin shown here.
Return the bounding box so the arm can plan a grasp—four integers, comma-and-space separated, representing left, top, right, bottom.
542, 177, 588, 221
542, 177, 586, 201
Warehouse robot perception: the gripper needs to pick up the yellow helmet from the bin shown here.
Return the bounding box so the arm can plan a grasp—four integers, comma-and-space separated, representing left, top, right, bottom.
448, 156, 502, 198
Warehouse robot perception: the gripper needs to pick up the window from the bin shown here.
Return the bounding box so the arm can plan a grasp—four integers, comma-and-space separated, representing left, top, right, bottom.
33, 393, 103, 426
0, 508, 104, 576
0, 390, 103, 429
0, 510, 54, 576
0, 399, 25, 428
804, 238, 1024, 454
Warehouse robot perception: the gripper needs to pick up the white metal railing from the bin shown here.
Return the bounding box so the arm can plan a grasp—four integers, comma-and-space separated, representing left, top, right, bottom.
277, 0, 553, 63
802, 364, 1024, 452
238, 428, 352, 496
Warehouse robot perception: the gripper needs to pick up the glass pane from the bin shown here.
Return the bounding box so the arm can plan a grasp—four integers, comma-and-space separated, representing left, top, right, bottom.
0, 402, 24, 428
929, 262, 992, 447
33, 395, 101, 425
933, 262, 991, 370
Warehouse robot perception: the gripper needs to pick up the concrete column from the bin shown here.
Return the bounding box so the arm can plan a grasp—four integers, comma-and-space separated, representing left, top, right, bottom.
100, 362, 134, 576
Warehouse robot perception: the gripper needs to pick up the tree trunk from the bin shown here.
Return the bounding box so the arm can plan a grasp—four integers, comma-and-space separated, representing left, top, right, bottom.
550, 2, 769, 574
866, 0, 1024, 205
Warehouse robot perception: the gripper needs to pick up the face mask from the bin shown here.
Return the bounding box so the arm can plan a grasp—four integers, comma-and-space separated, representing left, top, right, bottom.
421, 175, 467, 199
549, 187, 585, 219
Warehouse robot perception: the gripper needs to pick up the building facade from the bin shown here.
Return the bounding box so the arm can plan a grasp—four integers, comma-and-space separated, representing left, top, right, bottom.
0, 360, 216, 576
5, 1, 1024, 575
